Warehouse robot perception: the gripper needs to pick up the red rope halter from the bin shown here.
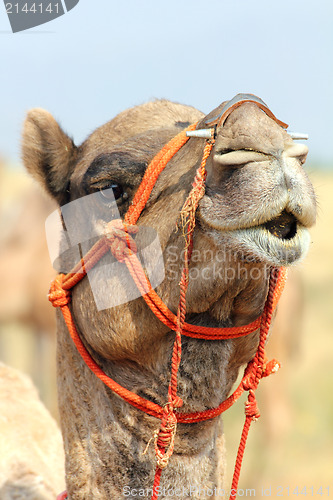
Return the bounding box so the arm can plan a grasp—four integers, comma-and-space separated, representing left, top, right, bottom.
51, 120, 287, 500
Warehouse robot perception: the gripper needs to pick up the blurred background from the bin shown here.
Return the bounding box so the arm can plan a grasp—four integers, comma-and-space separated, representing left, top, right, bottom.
0, 0, 332, 494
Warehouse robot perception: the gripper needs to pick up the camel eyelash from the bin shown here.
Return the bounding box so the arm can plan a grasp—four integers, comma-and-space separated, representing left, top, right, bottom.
97, 184, 128, 205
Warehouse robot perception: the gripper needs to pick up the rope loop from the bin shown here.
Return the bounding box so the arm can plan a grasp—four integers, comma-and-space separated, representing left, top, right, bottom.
241, 358, 257, 392
48, 274, 71, 308
104, 219, 138, 262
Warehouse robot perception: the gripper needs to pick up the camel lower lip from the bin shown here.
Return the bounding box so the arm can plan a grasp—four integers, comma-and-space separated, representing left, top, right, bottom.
232, 224, 310, 265
202, 217, 310, 266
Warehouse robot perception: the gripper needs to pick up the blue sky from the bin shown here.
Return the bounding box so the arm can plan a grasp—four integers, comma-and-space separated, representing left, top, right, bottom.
0, 0, 332, 167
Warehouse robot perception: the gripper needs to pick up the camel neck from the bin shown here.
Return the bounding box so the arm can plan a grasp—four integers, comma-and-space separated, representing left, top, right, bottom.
56, 310, 258, 498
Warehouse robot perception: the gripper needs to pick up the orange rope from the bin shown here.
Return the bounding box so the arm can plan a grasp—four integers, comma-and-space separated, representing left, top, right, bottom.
58, 235, 274, 341
151, 137, 215, 495
49, 124, 287, 500
56, 125, 272, 342
49, 270, 283, 424
125, 122, 198, 225
228, 267, 280, 500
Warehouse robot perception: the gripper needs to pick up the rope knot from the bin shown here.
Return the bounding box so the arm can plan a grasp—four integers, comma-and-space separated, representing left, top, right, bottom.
172, 395, 183, 409
262, 358, 281, 378
48, 274, 71, 308
245, 390, 260, 421
104, 219, 138, 263
154, 403, 178, 470
242, 359, 257, 391
242, 373, 254, 392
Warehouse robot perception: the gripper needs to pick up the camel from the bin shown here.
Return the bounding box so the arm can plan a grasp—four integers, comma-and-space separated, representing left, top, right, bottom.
0, 180, 57, 411
0, 362, 65, 499
0, 186, 56, 334
22, 96, 316, 499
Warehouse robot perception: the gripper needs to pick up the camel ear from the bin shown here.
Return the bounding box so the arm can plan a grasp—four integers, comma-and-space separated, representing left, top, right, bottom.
22, 109, 77, 205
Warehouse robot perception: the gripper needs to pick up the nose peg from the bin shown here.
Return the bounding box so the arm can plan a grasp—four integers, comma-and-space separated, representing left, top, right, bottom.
186, 129, 214, 139
288, 132, 309, 140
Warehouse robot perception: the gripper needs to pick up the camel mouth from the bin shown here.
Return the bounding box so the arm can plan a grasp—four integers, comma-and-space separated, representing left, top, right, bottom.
233, 212, 310, 266
261, 210, 298, 240
201, 209, 310, 266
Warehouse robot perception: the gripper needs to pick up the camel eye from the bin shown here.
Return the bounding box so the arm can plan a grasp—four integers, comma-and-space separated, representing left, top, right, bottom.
99, 184, 128, 204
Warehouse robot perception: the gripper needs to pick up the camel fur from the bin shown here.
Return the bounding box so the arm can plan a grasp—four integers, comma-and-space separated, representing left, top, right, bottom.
0, 363, 65, 499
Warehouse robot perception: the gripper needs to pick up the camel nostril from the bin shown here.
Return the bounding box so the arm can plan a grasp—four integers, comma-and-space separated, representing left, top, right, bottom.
284, 143, 309, 160
213, 150, 270, 167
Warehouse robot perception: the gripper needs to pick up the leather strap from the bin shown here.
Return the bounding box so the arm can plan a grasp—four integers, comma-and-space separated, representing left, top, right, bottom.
205, 93, 288, 129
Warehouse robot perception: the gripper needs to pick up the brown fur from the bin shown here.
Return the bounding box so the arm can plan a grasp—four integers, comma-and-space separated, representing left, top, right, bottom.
0, 363, 65, 499
21, 98, 316, 499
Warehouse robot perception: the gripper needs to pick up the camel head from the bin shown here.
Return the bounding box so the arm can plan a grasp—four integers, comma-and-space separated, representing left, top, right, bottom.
22, 97, 316, 364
